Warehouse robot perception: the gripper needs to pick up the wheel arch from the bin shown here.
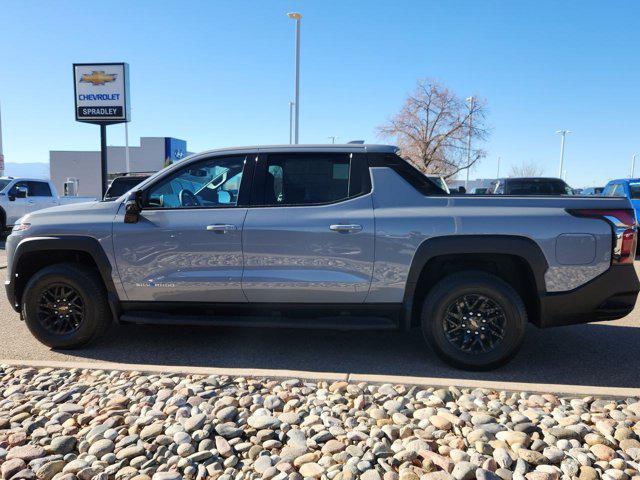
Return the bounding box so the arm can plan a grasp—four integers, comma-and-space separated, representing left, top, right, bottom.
10, 236, 120, 321
402, 235, 548, 330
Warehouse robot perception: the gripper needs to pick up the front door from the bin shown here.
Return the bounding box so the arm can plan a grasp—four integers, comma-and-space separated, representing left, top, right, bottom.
5, 181, 29, 225
241, 151, 375, 303
112, 154, 252, 302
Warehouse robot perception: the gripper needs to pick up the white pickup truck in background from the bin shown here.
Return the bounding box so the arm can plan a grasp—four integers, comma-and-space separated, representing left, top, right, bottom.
0, 177, 96, 230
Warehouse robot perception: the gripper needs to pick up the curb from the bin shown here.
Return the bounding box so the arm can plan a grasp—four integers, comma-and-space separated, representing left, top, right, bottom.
2, 358, 638, 399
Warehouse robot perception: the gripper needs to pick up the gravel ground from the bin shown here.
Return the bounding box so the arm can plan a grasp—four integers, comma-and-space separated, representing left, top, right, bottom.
1, 366, 640, 480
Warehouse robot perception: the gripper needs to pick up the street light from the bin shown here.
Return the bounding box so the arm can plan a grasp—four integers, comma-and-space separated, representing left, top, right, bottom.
289, 101, 294, 144
556, 130, 571, 179
632, 153, 638, 178
465, 96, 474, 189
287, 12, 302, 144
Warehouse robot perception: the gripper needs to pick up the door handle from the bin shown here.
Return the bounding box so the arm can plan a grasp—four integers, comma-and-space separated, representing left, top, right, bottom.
206, 224, 237, 233
329, 224, 362, 233
27, 200, 35, 204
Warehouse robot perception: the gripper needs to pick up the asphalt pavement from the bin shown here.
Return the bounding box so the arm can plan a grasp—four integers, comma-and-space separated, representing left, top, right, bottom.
0, 241, 638, 390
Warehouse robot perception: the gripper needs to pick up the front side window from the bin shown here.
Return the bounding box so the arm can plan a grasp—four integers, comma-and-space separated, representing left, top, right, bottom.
144, 156, 245, 208
9, 181, 29, 196
263, 153, 351, 206
27, 181, 52, 197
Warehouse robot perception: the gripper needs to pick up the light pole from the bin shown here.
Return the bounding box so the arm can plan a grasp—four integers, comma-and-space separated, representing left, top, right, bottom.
289, 101, 294, 144
124, 121, 130, 173
327, 136, 338, 144
497, 156, 501, 178
556, 130, 571, 178
287, 12, 302, 144
632, 153, 637, 178
465, 96, 474, 189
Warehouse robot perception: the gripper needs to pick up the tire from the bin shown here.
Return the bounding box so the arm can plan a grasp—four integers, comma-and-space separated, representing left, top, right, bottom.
421, 271, 527, 371
22, 263, 111, 349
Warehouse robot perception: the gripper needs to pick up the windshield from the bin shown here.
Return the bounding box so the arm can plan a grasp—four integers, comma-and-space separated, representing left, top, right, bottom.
0, 179, 12, 192
506, 179, 573, 195
105, 176, 149, 198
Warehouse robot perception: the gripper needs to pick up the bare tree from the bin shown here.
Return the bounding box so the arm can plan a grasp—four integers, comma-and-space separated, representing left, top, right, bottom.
377, 79, 489, 178
509, 160, 544, 177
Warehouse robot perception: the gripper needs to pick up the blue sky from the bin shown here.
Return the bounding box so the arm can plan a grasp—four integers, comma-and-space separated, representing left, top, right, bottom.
1, 0, 638, 187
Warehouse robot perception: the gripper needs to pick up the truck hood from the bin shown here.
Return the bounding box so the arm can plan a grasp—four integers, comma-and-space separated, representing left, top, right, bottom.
16, 200, 122, 238
24, 200, 119, 221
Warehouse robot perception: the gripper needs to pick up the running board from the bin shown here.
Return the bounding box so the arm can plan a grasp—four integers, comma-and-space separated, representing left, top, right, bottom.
119, 310, 399, 331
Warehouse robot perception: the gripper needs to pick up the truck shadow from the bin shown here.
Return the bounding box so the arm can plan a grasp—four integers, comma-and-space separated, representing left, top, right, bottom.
70, 320, 639, 389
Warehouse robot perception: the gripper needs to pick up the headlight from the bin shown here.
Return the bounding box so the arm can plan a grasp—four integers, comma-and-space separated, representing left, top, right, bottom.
11, 222, 31, 232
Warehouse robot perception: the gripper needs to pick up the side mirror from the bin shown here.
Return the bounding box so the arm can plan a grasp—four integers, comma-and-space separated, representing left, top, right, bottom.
124, 190, 143, 224
14, 186, 28, 199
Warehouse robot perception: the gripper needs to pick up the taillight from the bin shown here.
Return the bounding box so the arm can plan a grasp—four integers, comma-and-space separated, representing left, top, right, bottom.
568, 209, 637, 264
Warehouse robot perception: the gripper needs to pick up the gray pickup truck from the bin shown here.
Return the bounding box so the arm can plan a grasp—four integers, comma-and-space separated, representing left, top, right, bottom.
5, 145, 639, 369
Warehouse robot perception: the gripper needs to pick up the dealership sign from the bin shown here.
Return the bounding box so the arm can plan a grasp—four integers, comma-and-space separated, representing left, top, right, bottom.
73, 63, 130, 124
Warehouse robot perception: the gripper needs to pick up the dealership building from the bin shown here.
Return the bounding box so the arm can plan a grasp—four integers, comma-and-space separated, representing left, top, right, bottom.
50, 136, 190, 198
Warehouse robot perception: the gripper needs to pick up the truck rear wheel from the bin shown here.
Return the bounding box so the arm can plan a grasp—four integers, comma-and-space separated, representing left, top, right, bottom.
22, 263, 111, 349
421, 271, 527, 370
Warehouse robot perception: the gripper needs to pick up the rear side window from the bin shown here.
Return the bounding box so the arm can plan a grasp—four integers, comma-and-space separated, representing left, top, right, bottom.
629, 183, 640, 199
368, 154, 448, 195
262, 153, 356, 206
603, 183, 625, 197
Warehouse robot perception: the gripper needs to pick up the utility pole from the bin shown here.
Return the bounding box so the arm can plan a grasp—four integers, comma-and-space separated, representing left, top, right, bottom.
465, 96, 474, 189
287, 12, 302, 144
632, 153, 637, 178
556, 130, 571, 178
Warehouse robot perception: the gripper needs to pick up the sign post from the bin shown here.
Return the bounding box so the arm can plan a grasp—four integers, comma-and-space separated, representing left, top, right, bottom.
73, 63, 130, 197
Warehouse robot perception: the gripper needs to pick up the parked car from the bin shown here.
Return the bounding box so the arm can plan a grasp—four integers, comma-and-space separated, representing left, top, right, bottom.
582, 187, 604, 196
5, 145, 639, 370
489, 177, 574, 195
472, 187, 488, 194
602, 179, 640, 224
104, 173, 152, 201
0, 177, 95, 231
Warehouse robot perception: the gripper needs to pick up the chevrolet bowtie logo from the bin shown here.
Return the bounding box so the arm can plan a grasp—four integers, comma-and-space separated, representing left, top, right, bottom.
79, 71, 117, 85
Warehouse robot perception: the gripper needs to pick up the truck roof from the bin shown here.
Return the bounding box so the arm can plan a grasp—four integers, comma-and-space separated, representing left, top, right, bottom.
193, 144, 399, 157
0, 176, 51, 182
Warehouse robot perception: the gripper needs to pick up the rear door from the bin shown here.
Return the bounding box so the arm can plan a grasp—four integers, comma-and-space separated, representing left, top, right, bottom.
26, 181, 58, 213
112, 154, 253, 302
241, 151, 375, 303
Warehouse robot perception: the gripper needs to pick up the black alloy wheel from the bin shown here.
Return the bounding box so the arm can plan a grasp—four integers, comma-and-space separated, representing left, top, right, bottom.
421, 271, 527, 370
442, 293, 506, 354
22, 263, 111, 349
36, 283, 85, 335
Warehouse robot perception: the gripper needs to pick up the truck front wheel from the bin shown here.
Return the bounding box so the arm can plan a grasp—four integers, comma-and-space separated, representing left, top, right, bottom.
421, 271, 527, 370
22, 263, 111, 349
